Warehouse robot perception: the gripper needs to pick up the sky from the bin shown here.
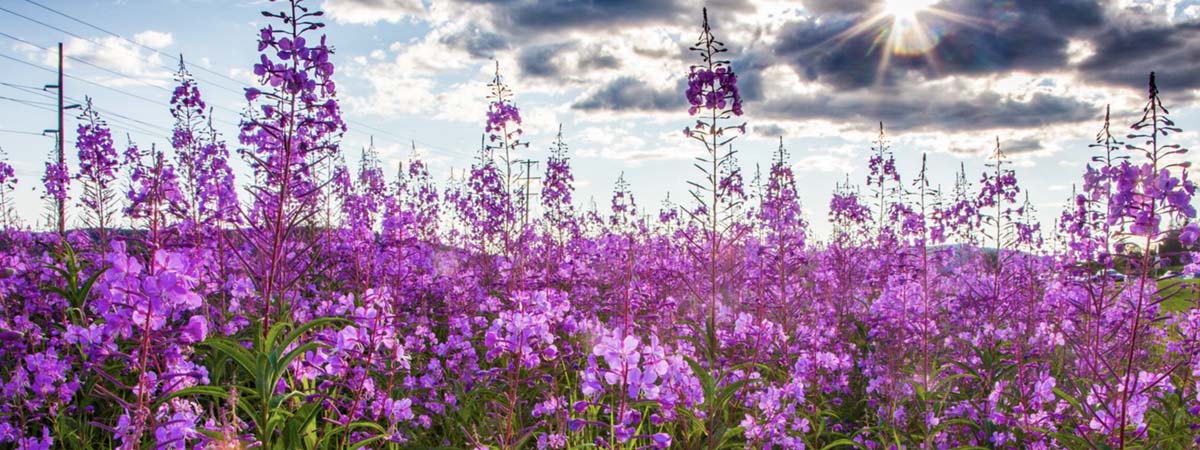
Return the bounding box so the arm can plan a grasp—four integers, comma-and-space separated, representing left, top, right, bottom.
0, 0, 1199, 239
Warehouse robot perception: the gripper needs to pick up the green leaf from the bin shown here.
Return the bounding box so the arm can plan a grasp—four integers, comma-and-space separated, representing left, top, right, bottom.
202, 337, 257, 376
820, 438, 866, 450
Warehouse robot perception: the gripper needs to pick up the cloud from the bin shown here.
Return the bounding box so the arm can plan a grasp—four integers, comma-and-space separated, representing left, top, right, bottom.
334, 0, 1195, 141
322, 0, 425, 25
20, 31, 175, 87
516, 42, 623, 79
800, 0, 876, 15
758, 81, 1099, 133
479, 0, 691, 33
947, 136, 1042, 156
794, 152, 857, 173
517, 43, 573, 78
774, 0, 1106, 90
437, 23, 508, 58
571, 76, 686, 113
754, 123, 786, 137
132, 30, 173, 49
572, 126, 694, 162
342, 59, 440, 117
1077, 21, 1200, 92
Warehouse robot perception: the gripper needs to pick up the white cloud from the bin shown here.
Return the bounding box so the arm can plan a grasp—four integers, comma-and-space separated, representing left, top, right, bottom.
322, 0, 425, 25
1184, 4, 1200, 20
792, 143, 860, 174
132, 30, 174, 49
572, 126, 693, 163
19, 31, 175, 88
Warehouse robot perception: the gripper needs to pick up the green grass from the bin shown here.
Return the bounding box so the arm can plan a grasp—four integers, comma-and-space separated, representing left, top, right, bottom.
1159, 278, 1199, 312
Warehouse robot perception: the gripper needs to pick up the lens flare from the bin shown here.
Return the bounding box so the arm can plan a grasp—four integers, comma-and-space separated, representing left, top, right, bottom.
810, 0, 988, 86
882, 0, 938, 21
880, 0, 941, 56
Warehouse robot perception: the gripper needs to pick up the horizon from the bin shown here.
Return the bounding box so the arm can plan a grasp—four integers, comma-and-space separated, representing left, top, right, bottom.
0, 0, 1198, 237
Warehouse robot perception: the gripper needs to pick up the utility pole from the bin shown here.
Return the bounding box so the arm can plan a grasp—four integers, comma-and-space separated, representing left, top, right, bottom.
42, 42, 78, 236
515, 159, 540, 228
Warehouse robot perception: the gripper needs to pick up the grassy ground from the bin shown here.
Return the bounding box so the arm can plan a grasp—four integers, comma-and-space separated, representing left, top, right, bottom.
1160, 278, 1199, 312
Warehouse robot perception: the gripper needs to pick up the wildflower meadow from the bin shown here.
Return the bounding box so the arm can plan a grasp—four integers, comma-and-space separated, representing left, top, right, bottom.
0, 0, 1198, 449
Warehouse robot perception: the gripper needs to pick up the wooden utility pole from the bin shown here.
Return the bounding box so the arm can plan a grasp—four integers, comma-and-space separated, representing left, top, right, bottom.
42, 42, 70, 235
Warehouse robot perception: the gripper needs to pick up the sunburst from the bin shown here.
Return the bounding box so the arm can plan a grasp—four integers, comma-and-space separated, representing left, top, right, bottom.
809, 0, 987, 86
882, 0, 938, 21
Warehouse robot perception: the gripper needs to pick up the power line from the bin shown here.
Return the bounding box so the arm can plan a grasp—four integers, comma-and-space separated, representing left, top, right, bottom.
0, 49, 242, 140
2, 80, 175, 137
4, 1, 478, 161
0, 78, 173, 148
0, 128, 48, 137
0, 52, 54, 75
0, 51, 163, 107
0, 82, 49, 92
0, 31, 175, 97
0, 95, 55, 108
21, 0, 250, 92
0, 95, 57, 113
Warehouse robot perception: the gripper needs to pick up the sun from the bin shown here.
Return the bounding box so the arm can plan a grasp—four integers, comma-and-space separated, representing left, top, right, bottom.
874, 0, 947, 59
882, 0, 939, 20
813, 0, 980, 84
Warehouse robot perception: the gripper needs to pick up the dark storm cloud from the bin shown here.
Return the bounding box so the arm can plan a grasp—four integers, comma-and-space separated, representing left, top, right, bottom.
754, 123, 786, 137
517, 43, 571, 77
579, 47, 621, 70
571, 76, 686, 112
517, 43, 623, 79
799, 0, 876, 15
759, 89, 1098, 133
1004, 136, 1044, 155
949, 136, 1043, 156
486, 0, 1187, 132
465, 0, 687, 32
437, 24, 508, 58
774, 0, 1106, 90
449, 0, 754, 38
1078, 22, 1200, 92
338, 0, 1196, 133
731, 52, 771, 102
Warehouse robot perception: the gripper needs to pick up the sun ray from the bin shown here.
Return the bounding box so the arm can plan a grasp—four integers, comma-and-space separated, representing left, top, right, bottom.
789, 0, 994, 87
883, 0, 938, 20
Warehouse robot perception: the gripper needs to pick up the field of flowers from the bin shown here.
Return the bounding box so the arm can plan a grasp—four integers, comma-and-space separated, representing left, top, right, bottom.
1, 0, 1199, 449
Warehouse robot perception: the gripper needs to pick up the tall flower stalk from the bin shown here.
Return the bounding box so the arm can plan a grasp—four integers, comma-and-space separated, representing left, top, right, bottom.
486, 62, 528, 259
170, 58, 236, 242
236, 0, 345, 334
1111, 73, 1194, 447
75, 98, 120, 249
0, 148, 18, 230
682, 7, 746, 324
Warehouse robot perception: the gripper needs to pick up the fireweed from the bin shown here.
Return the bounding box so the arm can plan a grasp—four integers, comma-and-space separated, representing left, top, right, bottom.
0, 148, 18, 229
1, 2, 1200, 450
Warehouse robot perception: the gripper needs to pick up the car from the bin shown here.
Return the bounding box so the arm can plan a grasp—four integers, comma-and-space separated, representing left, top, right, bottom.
1095, 269, 1127, 282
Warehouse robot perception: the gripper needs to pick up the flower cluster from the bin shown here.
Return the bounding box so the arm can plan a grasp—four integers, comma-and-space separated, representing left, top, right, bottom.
685, 66, 742, 116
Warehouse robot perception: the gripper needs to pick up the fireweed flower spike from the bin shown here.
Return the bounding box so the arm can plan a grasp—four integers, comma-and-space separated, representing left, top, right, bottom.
170, 57, 237, 240
236, 0, 346, 334
74, 98, 121, 249
683, 6, 748, 325
0, 148, 18, 229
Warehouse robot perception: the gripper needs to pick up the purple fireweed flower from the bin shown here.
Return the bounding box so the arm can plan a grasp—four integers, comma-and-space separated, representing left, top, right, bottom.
74, 98, 120, 207
41, 160, 69, 205
1180, 222, 1199, 246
